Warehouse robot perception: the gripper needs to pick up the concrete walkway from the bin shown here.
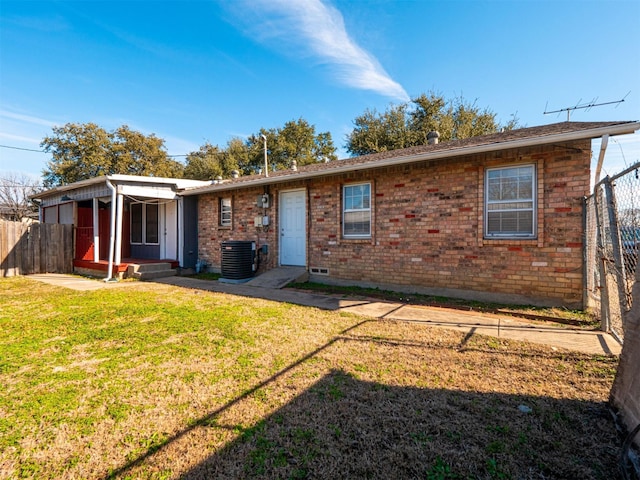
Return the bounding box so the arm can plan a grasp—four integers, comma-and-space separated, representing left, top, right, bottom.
26, 273, 622, 356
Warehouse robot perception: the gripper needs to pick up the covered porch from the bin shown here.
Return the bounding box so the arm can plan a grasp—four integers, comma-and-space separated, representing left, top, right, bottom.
33, 175, 209, 281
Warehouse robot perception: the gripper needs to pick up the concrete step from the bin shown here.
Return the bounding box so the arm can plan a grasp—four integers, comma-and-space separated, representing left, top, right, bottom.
129, 269, 177, 280
127, 263, 173, 274
127, 263, 177, 280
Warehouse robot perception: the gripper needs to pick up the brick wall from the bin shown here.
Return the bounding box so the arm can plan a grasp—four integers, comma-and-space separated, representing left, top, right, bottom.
198, 186, 281, 274
197, 140, 591, 307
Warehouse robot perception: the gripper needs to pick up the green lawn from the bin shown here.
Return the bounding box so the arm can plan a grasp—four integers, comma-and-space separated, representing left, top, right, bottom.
0, 277, 622, 479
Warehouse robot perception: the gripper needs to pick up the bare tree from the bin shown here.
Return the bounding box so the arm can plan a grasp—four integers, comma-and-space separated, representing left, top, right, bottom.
0, 173, 41, 222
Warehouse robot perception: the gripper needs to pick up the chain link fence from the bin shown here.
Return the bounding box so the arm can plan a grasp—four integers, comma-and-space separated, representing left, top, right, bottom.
585, 161, 640, 343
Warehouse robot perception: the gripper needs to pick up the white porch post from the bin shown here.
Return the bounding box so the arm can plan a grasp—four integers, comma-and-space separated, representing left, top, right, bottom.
177, 197, 184, 267
92, 197, 100, 263
114, 192, 124, 265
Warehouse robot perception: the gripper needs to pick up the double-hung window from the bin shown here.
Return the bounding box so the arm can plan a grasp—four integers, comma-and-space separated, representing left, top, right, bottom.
220, 197, 232, 227
485, 165, 536, 238
343, 183, 371, 238
130, 202, 159, 244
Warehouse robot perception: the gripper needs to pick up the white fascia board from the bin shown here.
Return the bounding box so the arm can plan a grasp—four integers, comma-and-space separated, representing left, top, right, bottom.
31, 176, 108, 199
33, 175, 211, 200
108, 174, 211, 189
183, 122, 640, 195
116, 184, 177, 199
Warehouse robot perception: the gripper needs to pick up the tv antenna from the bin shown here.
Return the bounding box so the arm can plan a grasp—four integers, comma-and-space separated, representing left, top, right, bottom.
544, 92, 629, 121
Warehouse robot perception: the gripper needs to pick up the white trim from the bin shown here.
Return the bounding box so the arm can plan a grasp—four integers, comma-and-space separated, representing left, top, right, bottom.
115, 193, 124, 264
484, 164, 537, 238
279, 188, 307, 267
130, 202, 160, 246
159, 203, 166, 258
92, 197, 100, 263
32, 175, 211, 200
105, 179, 116, 281
343, 182, 372, 238
178, 197, 184, 267
219, 197, 232, 227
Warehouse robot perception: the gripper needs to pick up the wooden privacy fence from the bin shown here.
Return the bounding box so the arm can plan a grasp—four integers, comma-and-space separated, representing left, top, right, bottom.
0, 221, 74, 277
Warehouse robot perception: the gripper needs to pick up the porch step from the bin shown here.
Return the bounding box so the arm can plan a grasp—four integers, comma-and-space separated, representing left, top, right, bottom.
127, 263, 177, 280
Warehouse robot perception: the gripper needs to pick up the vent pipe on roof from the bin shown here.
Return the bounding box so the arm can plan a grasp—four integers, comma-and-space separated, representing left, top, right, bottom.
292, 159, 297, 171
427, 131, 440, 145
231, 170, 239, 179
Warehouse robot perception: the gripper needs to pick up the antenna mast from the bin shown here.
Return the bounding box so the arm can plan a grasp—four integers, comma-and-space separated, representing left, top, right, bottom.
544, 93, 629, 121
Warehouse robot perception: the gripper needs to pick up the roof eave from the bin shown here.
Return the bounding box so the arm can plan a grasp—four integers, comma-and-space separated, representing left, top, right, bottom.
31, 176, 109, 200
183, 121, 640, 195
31, 174, 212, 199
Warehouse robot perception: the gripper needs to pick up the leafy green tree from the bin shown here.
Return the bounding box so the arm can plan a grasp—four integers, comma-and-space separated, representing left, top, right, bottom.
272, 118, 338, 169
220, 118, 338, 176
226, 137, 253, 176
41, 123, 184, 187
41, 123, 111, 187
347, 93, 519, 156
184, 142, 240, 180
111, 125, 183, 178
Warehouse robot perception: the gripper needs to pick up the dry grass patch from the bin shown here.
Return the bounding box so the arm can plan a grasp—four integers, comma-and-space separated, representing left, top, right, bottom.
0, 277, 621, 479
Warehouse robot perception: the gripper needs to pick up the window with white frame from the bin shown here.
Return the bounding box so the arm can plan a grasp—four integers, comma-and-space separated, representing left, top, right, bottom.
130, 202, 159, 244
220, 197, 232, 227
485, 165, 536, 238
343, 183, 371, 238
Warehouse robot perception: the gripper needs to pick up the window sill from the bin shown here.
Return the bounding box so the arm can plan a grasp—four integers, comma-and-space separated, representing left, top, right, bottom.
482, 237, 538, 244
342, 237, 372, 243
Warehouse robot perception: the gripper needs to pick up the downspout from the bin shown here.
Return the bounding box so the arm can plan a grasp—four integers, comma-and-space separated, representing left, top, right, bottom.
177, 197, 184, 267
594, 134, 609, 184
104, 178, 118, 282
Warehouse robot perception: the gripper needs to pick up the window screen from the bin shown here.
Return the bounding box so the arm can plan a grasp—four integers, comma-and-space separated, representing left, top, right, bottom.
145, 204, 159, 244
131, 203, 143, 243
485, 165, 535, 237
130, 202, 158, 244
220, 197, 231, 227
343, 183, 371, 237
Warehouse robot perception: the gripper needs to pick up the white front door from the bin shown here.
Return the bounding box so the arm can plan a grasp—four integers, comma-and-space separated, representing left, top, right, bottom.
163, 201, 178, 260
280, 190, 306, 266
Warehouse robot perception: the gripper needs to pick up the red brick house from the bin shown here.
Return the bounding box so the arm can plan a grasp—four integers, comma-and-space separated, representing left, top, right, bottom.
185, 121, 639, 308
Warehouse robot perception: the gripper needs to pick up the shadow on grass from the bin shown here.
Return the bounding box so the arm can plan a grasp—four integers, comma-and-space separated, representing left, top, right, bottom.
103, 317, 622, 480
180, 370, 618, 480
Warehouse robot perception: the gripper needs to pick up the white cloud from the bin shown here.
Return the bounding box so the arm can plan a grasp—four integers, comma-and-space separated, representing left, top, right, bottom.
0, 109, 57, 129
223, 0, 409, 102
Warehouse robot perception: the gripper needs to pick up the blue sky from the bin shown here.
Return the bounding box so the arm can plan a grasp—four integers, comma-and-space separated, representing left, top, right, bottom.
1, 0, 639, 183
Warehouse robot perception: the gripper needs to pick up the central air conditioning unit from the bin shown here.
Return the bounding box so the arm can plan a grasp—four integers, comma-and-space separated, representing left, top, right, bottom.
220, 241, 256, 281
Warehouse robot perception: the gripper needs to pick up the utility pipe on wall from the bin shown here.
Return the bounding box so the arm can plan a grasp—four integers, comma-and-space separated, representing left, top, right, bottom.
114, 192, 123, 265
92, 197, 100, 263
104, 178, 117, 282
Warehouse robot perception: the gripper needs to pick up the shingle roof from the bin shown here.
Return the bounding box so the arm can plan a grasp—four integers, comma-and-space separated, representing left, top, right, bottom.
183, 120, 639, 195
